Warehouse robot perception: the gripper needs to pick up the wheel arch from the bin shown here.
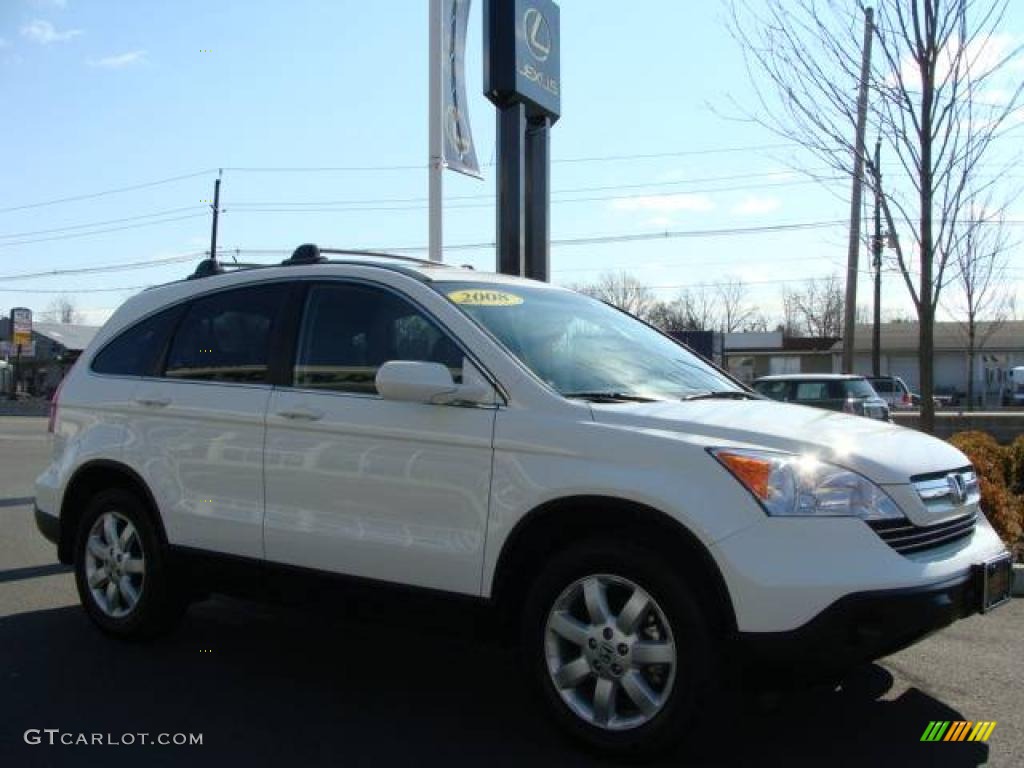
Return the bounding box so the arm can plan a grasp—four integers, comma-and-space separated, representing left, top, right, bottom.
58, 460, 167, 564
489, 495, 737, 637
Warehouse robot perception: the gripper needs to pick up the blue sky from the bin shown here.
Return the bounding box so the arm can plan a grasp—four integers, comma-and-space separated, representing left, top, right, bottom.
1, 0, 1022, 325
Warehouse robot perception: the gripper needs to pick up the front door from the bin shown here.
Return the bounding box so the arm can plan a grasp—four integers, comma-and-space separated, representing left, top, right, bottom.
263, 282, 496, 596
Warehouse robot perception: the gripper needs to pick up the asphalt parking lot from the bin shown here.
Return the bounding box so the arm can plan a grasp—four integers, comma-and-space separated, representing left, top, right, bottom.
1, 415, 1021, 767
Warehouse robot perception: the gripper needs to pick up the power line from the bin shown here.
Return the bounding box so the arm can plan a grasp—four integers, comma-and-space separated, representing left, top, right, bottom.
0, 252, 205, 282
0, 212, 210, 248
0, 206, 206, 240
228, 171, 838, 209
0, 170, 216, 214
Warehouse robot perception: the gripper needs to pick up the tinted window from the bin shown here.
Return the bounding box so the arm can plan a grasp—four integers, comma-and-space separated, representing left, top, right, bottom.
294, 283, 463, 394
439, 281, 738, 399
92, 306, 181, 376
841, 379, 876, 398
869, 379, 893, 393
794, 381, 829, 401
753, 380, 789, 400
164, 284, 286, 383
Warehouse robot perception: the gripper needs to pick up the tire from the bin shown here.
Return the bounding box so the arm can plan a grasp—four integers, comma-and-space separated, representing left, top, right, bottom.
521, 538, 714, 759
73, 488, 186, 640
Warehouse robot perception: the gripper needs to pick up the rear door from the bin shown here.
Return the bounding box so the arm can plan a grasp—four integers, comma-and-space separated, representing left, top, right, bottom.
129, 282, 289, 558
263, 281, 496, 595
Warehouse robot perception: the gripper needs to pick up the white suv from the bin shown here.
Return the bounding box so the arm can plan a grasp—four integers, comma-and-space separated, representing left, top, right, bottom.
34, 246, 1012, 757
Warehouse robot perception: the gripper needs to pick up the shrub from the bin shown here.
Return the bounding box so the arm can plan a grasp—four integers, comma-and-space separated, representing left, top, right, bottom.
948, 431, 1023, 548
948, 431, 1009, 486
1008, 434, 1024, 495
975, 476, 1024, 546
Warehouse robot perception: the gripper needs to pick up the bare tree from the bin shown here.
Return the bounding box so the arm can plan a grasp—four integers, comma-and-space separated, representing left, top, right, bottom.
944, 193, 1016, 409
569, 271, 656, 320
40, 295, 83, 324
782, 275, 846, 337
716, 278, 756, 333
730, 0, 1024, 432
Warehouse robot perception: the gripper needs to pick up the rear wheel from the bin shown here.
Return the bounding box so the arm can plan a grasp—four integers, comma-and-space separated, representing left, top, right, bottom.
74, 488, 186, 639
522, 538, 714, 758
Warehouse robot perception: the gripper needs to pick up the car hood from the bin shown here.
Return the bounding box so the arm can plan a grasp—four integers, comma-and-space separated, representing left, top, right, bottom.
590, 398, 968, 485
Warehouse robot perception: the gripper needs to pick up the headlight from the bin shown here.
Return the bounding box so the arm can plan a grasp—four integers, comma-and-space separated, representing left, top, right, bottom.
710, 448, 905, 520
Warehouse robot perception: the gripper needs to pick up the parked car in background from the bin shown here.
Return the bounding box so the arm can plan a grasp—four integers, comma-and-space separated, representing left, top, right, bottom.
933, 386, 961, 408
752, 374, 890, 421
866, 376, 915, 410
1004, 367, 1024, 406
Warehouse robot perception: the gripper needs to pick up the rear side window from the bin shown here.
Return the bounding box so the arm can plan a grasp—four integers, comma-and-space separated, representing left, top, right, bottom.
870, 379, 893, 393
164, 284, 287, 384
91, 307, 181, 377
294, 283, 464, 394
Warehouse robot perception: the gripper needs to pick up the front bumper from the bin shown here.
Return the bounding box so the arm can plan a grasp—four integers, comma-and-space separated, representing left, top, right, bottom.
736, 572, 982, 683
35, 505, 60, 547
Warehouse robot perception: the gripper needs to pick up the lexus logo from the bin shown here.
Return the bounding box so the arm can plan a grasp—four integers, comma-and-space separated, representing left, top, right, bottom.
947, 473, 967, 506
523, 7, 551, 62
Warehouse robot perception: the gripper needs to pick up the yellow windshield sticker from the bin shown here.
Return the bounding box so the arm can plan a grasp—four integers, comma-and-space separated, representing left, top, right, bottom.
448, 289, 524, 306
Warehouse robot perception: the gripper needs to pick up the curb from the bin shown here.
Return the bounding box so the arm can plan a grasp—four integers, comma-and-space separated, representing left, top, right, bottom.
1013, 564, 1024, 598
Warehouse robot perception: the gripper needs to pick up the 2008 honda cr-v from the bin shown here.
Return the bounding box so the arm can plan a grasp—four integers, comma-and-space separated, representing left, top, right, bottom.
35, 245, 1012, 758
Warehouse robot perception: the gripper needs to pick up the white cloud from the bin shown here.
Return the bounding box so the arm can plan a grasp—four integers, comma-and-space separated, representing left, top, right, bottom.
644, 216, 675, 228
896, 33, 1018, 90
611, 193, 715, 213
731, 196, 782, 216
20, 19, 82, 44
88, 49, 146, 69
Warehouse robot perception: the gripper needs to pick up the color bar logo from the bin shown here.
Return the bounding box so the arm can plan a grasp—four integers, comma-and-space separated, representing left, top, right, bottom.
921, 721, 997, 742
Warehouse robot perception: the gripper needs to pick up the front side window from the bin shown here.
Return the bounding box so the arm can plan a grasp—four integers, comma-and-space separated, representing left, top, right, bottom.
754, 380, 789, 400
439, 281, 738, 400
841, 379, 876, 398
294, 283, 463, 394
164, 284, 287, 384
92, 306, 181, 377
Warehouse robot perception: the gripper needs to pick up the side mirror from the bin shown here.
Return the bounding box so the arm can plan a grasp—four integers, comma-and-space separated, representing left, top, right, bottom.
375, 360, 494, 405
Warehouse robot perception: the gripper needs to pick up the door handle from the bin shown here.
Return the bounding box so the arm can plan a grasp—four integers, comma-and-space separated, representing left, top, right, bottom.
275, 407, 324, 421
135, 396, 171, 407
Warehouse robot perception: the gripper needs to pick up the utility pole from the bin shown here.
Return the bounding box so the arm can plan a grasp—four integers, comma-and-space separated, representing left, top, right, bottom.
842, 6, 874, 374
209, 171, 222, 265
428, 0, 443, 262
871, 139, 882, 377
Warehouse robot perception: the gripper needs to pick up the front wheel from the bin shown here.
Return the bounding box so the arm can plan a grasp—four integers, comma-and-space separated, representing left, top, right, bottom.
522, 539, 714, 758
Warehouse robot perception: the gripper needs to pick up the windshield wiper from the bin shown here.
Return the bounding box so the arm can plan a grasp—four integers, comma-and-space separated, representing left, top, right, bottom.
563, 391, 659, 403
680, 390, 758, 401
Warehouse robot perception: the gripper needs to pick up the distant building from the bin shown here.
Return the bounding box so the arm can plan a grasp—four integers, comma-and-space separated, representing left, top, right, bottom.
832, 321, 1024, 406
0, 318, 100, 397
722, 331, 839, 383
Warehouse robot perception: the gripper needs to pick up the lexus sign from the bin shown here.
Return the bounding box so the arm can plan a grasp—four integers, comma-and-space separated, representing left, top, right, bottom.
484, 0, 560, 119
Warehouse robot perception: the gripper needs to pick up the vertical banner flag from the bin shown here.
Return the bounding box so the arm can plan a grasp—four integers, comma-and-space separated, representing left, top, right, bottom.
441, 0, 481, 178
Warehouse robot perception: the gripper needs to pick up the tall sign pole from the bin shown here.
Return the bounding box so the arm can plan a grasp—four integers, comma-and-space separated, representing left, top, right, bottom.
429, 0, 482, 264
842, 6, 874, 374
429, 0, 444, 263
484, 0, 560, 280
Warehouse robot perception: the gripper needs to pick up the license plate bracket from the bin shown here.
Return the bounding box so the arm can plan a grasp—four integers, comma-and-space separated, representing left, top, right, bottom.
978, 554, 1012, 613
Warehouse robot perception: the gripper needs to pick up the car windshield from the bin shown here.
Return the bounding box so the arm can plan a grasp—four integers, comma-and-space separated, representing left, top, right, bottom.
843, 379, 877, 398
438, 282, 740, 400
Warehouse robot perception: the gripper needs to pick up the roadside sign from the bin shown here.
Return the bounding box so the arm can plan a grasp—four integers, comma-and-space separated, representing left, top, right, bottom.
10, 307, 32, 348
484, 0, 561, 119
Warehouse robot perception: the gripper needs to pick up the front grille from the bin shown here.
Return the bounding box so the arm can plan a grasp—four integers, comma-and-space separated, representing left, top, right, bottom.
869, 466, 980, 554
869, 512, 978, 554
